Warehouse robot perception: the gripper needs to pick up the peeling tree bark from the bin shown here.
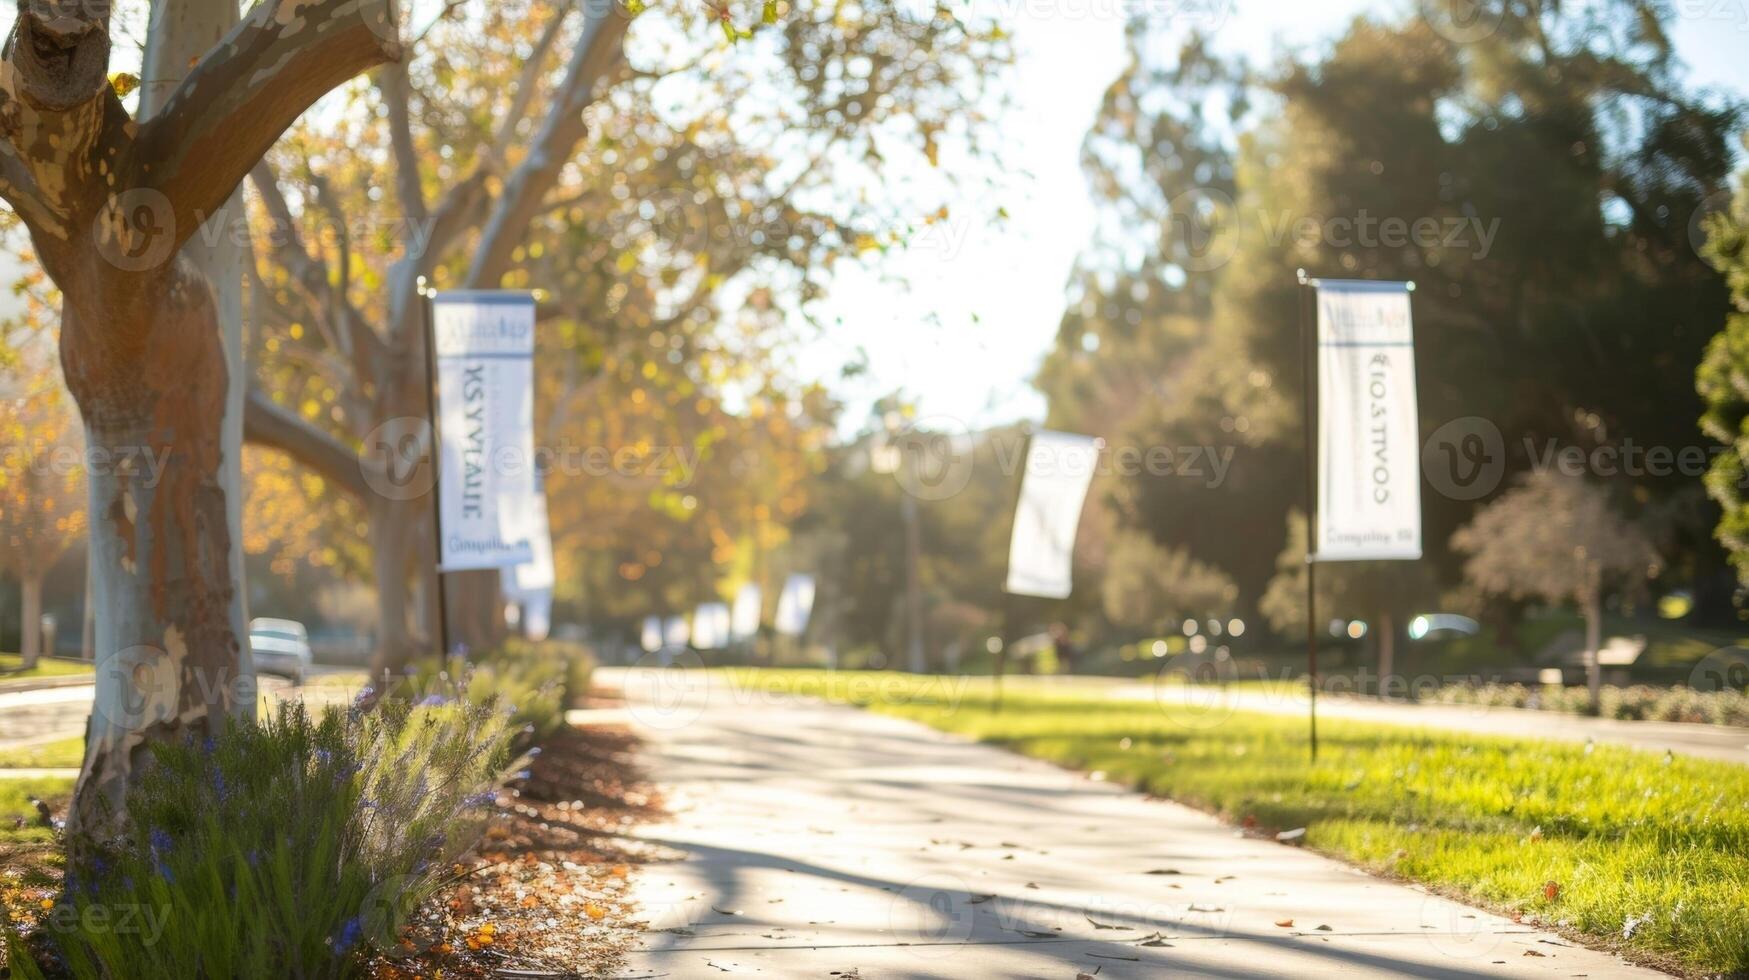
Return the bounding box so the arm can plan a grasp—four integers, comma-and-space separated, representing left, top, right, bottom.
136, 0, 254, 771
0, 0, 399, 838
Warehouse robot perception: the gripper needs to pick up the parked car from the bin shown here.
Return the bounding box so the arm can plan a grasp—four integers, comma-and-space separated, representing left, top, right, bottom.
249, 618, 313, 685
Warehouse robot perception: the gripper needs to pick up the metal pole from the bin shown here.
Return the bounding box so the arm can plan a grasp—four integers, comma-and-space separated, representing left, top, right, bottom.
902, 491, 926, 673
1298, 271, 1320, 762
420, 282, 453, 661
994, 428, 1034, 713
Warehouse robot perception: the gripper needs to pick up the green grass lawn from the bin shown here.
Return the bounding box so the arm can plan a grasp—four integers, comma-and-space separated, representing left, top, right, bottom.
0, 777, 73, 847
0, 737, 84, 770
0, 655, 92, 681
725, 668, 1749, 977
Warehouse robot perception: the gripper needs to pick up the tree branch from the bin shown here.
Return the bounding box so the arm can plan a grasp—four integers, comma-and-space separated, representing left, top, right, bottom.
131, 0, 402, 251
377, 61, 429, 230
0, 144, 66, 237
243, 384, 375, 500
249, 162, 385, 380
464, 2, 631, 288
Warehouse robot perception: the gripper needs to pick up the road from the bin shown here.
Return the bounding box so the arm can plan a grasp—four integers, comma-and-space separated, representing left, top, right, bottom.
0, 668, 358, 748
1117, 681, 1749, 764
606, 669, 1664, 979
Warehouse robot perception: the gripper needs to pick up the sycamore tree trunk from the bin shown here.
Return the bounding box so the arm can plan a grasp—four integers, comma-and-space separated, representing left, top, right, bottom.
139, 0, 252, 697
0, 0, 397, 837
19, 574, 42, 668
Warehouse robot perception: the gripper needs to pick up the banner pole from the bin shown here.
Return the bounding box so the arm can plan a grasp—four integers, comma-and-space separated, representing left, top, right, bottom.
1298, 270, 1320, 763
994, 426, 1036, 713
420, 282, 453, 661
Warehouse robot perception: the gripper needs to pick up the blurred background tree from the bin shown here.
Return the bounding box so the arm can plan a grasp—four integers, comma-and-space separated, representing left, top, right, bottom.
1452, 471, 1660, 701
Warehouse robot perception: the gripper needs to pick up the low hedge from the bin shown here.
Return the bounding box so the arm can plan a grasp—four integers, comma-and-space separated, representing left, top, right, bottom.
1430, 681, 1749, 726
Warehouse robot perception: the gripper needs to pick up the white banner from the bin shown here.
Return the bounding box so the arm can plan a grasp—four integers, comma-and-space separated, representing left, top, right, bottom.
731, 584, 762, 641
774, 573, 815, 637
432, 291, 539, 571
511, 474, 555, 592
1005, 430, 1100, 599
663, 616, 690, 648
693, 602, 731, 650
1316, 280, 1422, 561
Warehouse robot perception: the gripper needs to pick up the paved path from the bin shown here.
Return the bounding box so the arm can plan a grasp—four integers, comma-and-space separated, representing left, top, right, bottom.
605, 670, 1663, 979
1116, 682, 1749, 765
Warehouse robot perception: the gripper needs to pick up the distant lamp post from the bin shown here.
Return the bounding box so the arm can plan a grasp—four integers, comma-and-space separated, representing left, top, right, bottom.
872, 415, 927, 674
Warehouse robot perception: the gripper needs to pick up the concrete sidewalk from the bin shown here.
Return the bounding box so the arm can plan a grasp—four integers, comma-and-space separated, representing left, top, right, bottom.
607, 670, 1663, 979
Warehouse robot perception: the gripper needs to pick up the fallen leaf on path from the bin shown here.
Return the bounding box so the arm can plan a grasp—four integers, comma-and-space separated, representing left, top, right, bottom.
1276, 828, 1307, 844
1523, 949, 1546, 957
968, 894, 995, 904
1274, 919, 1294, 928
1142, 869, 1182, 876
710, 905, 744, 917
1314, 924, 1333, 932
1543, 881, 1561, 901
1085, 915, 1132, 930
1088, 952, 1140, 961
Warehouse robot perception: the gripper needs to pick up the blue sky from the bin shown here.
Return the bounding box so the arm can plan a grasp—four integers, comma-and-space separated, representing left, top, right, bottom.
805, 0, 1749, 435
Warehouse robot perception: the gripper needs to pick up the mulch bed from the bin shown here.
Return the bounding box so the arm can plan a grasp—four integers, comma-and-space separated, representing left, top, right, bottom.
364, 721, 664, 979
0, 718, 662, 979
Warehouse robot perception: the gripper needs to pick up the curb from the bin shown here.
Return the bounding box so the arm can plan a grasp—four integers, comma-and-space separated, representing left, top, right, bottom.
0, 672, 96, 695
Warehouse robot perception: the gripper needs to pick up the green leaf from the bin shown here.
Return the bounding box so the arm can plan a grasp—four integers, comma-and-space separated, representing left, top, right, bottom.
763, 0, 779, 24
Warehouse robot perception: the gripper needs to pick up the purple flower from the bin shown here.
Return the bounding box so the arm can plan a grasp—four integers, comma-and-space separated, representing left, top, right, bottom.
417, 694, 448, 708
330, 916, 363, 952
